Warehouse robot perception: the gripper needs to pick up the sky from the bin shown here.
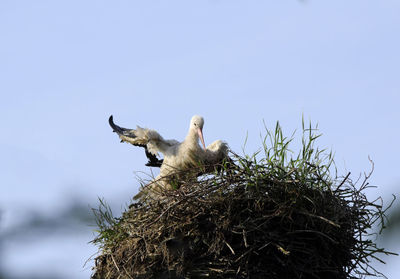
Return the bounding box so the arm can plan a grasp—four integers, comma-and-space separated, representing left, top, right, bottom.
0, 0, 399, 278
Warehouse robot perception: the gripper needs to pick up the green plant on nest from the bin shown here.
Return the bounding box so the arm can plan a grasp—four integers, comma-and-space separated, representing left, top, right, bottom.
90, 120, 396, 279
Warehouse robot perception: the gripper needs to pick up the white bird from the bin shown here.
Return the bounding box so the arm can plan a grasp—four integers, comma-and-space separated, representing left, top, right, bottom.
109, 115, 229, 199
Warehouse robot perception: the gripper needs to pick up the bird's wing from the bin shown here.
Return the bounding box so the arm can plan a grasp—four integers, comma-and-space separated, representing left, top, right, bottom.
109, 115, 166, 167
165, 139, 180, 146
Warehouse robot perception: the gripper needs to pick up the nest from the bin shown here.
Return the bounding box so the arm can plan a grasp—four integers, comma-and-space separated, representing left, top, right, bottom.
91, 123, 395, 278
91, 157, 394, 279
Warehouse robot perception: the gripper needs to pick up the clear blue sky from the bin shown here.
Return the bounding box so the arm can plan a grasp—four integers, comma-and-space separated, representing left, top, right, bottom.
1, 1, 399, 278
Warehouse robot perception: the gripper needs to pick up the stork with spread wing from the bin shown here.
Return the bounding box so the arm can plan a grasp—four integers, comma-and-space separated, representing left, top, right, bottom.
109, 115, 229, 199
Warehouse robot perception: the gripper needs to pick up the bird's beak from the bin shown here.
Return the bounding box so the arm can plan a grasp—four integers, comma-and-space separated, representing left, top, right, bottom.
198, 128, 206, 150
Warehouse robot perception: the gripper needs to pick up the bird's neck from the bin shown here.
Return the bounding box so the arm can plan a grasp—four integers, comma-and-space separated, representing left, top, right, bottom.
185, 128, 199, 146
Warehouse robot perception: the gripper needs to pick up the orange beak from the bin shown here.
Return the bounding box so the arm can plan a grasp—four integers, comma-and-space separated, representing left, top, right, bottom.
198, 128, 206, 150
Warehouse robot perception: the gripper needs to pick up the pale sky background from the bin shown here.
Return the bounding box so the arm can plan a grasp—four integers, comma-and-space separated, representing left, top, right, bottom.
1, 1, 399, 278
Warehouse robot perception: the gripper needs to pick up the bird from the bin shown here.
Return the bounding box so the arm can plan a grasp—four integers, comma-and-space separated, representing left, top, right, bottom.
109, 115, 229, 199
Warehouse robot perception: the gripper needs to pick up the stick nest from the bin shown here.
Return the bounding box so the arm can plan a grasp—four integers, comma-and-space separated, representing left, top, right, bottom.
91, 124, 395, 279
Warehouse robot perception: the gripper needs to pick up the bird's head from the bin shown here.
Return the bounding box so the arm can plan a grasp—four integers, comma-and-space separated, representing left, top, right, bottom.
190, 115, 206, 150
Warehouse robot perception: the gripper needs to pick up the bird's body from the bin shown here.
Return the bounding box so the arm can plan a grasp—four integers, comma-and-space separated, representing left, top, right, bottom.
109, 115, 229, 199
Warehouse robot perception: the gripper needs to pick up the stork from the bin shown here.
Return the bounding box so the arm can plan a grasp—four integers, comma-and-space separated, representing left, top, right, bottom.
109, 115, 229, 199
